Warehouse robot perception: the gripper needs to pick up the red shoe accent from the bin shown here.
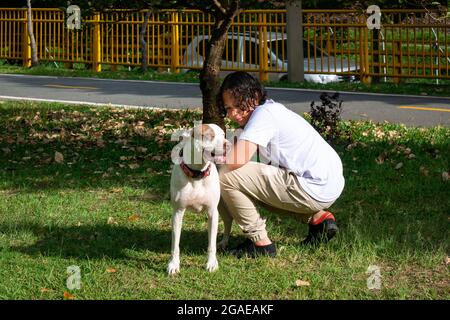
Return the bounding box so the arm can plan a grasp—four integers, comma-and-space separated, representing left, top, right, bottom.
310, 211, 335, 225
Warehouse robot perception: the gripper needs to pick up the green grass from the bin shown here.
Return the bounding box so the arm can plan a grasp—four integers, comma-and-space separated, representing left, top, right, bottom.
1, 60, 450, 97
0, 61, 201, 83
0, 100, 449, 300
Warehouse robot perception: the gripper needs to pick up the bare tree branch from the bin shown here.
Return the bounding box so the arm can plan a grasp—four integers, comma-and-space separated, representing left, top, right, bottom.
212, 0, 227, 15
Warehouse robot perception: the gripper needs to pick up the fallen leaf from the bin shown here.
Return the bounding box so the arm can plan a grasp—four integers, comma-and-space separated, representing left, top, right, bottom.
110, 188, 123, 193
404, 148, 412, 155
128, 214, 141, 222
107, 217, 118, 225
42, 158, 52, 165
375, 152, 387, 165
41, 288, 52, 293
128, 163, 140, 170
407, 153, 416, 159
395, 162, 403, 170
443, 172, 449, 181
346, 142, 357, 151
54, 151, 64, 164
375, 128, 385, 139
106, 267, 117, 273
295, 279, 310, 287
136, 147, 148, 153
63, 292, 76, 300
419, 166, 429, 176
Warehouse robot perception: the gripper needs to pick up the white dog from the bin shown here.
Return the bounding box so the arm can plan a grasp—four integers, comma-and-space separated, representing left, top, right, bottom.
168, 123, 229, 275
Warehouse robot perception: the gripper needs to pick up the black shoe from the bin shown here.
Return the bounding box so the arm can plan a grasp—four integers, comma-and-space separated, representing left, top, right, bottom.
301, 214, 338, 245
228, 239, 277, 258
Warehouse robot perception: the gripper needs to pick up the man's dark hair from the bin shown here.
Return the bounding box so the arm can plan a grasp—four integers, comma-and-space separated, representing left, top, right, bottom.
218, 71, 267, 115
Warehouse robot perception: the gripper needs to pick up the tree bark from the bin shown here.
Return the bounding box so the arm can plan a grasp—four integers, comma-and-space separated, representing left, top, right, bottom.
140, 9, 152, 72
200, 9, 238, 129
27, 0, 39, 67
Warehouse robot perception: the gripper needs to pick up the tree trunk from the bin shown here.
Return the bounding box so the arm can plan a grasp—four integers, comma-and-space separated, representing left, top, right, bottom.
200, 11, 238, 130
27, 0, 39, 67
140, 9, 152, 72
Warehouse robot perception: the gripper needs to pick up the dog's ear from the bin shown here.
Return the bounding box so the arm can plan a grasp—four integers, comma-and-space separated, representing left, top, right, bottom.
192, 124, 215, 142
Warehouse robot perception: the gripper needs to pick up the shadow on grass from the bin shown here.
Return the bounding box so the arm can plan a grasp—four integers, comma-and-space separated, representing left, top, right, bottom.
1, 222, 214, 260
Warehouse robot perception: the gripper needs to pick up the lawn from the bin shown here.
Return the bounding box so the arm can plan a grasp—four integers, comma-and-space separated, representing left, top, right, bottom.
0, 100, 448, 300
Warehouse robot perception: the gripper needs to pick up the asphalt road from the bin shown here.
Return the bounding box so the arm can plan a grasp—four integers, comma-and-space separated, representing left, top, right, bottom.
0, 74, 449, 127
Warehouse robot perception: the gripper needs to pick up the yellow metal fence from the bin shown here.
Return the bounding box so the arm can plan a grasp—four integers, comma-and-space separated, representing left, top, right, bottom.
0, 8, 449, 82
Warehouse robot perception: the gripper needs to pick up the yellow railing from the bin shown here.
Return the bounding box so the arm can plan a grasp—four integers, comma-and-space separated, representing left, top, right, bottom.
0, 8, 449, 82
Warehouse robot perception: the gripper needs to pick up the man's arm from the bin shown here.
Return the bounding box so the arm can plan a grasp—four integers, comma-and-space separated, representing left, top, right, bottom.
225, 139, 258, 171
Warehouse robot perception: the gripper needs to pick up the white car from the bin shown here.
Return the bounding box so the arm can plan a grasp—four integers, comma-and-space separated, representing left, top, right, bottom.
181, 32, 359, 83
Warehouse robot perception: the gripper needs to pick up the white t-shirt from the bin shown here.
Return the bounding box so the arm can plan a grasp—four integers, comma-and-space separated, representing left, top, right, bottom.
238, 99, 345, 202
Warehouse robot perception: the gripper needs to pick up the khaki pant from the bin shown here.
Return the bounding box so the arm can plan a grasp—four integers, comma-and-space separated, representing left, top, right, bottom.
219, 162, 335, 242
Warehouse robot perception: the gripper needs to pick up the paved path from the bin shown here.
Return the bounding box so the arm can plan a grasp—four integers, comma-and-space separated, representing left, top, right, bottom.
0, 74, 449, 126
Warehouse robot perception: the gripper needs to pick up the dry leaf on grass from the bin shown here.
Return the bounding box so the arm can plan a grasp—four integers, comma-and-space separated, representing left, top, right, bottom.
295, 279, 310, 287
128, 214, 141, 222
442, 172, 449, 181
420, 166, 429, 176
395, 162, 403, 170
128, 163, 140, 170
54, 151, 64, 164
106, 267, 117, 273
107, 217, 118, 225
63, 292, 76, 300
375, 153, 387, 165
445, 256, 450, 265
41, 288, 52, 293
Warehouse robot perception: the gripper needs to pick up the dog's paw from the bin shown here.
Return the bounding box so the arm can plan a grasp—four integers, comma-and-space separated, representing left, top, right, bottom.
206, 257, 219, 273
167, 260, 180, 275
